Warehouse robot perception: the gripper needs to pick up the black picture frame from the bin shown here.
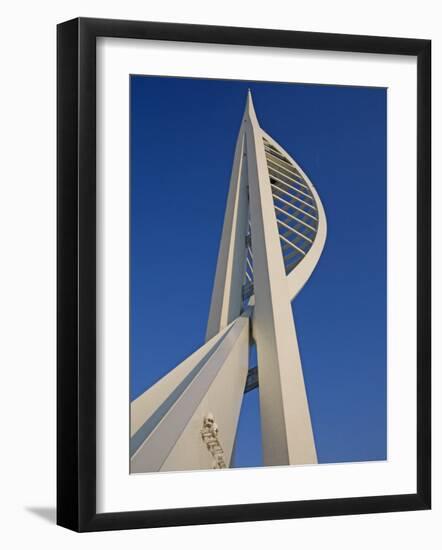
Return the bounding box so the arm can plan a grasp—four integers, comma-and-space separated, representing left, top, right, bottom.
57, 17, 431, 532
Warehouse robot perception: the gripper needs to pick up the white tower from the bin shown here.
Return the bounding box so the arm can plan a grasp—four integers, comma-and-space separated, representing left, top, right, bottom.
130, 91, 327, 473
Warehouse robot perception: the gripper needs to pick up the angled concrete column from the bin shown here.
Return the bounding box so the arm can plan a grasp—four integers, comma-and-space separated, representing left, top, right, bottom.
205, 128, 249, 341
131, 315, 249, 473
243, 92, 318, 466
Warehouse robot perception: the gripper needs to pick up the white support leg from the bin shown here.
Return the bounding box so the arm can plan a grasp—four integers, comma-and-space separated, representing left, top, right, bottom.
244, 92, 318, 466
205, 128, 249, 341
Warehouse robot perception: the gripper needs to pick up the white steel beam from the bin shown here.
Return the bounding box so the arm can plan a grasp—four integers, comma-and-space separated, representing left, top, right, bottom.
270, 183, 317, 213
276, 218, 312, 243
243, 92, 318, 466
272, 196, 317, 231
262, 128, 328, 302
267, 161, 310, 190
274, 206, 313, 242
269, 172, 316, 202
205, 127, 250, 341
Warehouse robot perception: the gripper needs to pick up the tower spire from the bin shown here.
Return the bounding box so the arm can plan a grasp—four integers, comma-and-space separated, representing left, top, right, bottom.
130, 93, 327, 472
244, 89, 259, 126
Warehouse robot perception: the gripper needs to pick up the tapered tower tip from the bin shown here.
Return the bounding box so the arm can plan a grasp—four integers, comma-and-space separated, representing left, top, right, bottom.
244, 89, 258, 123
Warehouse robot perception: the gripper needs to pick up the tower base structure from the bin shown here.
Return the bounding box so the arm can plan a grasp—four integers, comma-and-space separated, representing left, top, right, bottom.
131, 315, 249, 472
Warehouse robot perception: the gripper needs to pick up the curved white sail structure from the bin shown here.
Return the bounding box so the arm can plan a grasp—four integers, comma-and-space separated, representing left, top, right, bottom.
130, 91, 327, 473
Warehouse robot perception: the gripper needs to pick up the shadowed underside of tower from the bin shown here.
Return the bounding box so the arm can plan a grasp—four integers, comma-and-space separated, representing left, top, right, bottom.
130, 91, 327, 473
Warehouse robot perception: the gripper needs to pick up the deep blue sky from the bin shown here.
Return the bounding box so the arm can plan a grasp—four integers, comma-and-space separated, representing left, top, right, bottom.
130, 76, 387, 467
